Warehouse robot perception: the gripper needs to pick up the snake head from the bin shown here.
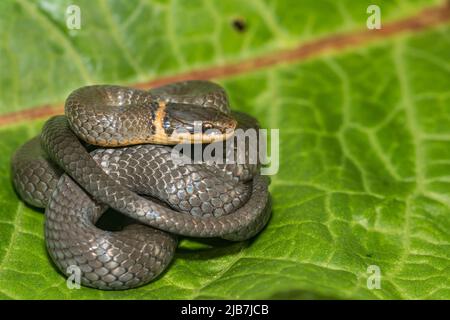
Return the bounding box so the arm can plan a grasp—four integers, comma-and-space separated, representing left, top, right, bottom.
162, 103, 237, 144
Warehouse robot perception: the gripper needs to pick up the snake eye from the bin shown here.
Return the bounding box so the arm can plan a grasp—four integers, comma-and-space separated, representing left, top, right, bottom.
202, 122, 213, 131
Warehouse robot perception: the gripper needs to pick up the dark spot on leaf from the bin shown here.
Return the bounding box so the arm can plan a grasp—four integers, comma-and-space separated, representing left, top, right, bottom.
232, 18, 247, 33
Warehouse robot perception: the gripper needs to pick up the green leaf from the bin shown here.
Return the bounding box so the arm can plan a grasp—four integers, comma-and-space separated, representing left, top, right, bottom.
0, 0, 449, 299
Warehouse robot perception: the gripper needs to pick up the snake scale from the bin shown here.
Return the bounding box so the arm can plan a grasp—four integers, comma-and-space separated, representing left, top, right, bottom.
11, 80, 271, 290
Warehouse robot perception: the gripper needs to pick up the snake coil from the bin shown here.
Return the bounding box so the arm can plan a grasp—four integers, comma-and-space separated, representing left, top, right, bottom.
11, 80, 271, 290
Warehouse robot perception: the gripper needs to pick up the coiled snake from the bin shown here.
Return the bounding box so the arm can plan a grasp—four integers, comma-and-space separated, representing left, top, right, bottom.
11, 80, 271, 290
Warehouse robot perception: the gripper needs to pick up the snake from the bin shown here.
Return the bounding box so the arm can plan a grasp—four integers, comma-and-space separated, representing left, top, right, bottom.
11, 80, 271, 290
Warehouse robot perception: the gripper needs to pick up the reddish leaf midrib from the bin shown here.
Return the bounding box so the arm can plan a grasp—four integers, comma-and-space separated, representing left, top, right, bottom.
0, 2, 449, 127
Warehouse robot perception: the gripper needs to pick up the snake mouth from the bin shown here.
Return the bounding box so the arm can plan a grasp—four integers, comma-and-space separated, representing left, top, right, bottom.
174, 127, 236, 144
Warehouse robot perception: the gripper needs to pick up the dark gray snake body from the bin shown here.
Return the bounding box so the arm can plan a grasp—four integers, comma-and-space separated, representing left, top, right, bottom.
11, 81, 271, 290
